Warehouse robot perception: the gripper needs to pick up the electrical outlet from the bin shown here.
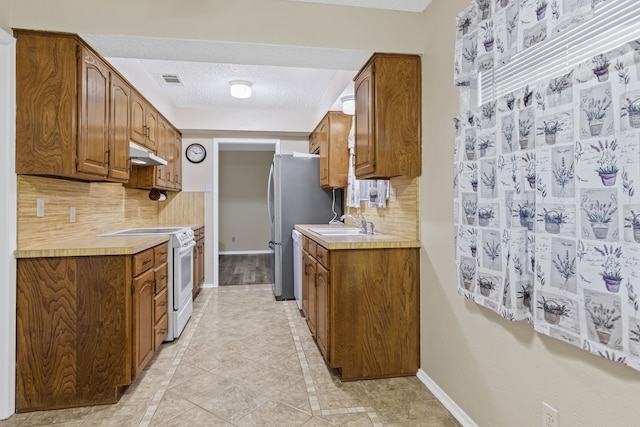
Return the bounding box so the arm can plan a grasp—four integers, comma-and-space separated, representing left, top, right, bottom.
36, 198, 44, 217
543, 402, 558, 427
231, 236, 236, 242
70, 207, 76, 223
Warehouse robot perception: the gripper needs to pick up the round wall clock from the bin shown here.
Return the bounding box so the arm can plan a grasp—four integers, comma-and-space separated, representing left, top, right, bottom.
186, 143, 207, 164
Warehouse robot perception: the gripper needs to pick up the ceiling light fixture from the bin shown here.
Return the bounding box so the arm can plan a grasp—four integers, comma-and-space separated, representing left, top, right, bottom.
229, 80, 252, 98
340, 95, 355, 115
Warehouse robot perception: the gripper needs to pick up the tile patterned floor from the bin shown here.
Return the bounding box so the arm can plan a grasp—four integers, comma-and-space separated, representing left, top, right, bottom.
1, 285, 461, 427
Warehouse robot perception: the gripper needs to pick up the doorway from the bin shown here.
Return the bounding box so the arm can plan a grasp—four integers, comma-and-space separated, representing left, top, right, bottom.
212, 138, 279, 287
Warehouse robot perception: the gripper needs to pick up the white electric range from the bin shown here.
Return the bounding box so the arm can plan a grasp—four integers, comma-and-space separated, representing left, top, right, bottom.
101, 226, 195, 341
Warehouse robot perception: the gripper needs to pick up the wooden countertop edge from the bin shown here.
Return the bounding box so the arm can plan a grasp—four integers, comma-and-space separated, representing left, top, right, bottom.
14, 235, 171, 258
294, 224, 421, 250
15, 223, 206, 258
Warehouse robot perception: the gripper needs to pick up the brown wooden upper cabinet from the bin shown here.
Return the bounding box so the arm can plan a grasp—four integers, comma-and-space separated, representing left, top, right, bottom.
125, 115, 182, 192
15, 30, 131, 182
131, 91, 158, 153
309, 111, 351, 189
353, 53, 422, 179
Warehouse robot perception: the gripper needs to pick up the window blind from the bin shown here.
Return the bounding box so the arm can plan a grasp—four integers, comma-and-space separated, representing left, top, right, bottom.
480, 0, 640, 103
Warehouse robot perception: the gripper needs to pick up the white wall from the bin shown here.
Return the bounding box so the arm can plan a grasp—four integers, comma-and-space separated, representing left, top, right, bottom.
218, 151, 274, 253
0, 28, 16, 420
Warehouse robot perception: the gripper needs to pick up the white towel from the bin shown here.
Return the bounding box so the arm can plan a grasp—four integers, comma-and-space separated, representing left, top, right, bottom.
346, 117, 360, 208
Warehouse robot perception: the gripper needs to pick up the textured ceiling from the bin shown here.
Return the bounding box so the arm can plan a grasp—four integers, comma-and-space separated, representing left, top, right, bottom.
83, 34, 371, 116
80, 0, 430, 130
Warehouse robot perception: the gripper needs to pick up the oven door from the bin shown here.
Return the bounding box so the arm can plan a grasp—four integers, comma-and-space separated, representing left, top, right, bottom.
174, 240, 195, 311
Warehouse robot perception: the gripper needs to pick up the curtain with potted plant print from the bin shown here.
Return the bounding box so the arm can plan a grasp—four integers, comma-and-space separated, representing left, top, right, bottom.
453, 0, 640, 373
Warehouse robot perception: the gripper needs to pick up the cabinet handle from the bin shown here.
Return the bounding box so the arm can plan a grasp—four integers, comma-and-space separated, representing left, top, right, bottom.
159, 302, 166, 307
317, 253, 323, 259
143, 259, 152, 265
161, 275, 167, 279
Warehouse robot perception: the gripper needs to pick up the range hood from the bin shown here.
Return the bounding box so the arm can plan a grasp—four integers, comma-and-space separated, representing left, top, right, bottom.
130, 142, 167, 166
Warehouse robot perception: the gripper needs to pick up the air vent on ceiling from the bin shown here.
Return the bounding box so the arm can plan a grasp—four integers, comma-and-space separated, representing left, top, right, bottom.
160, 74, 184, 86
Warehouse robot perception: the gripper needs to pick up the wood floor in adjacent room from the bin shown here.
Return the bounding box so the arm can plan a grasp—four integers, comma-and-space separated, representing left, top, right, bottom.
218, 254, 272, 286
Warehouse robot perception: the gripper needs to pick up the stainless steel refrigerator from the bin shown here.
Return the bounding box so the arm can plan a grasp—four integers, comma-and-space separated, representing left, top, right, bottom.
267, 153, 342, 300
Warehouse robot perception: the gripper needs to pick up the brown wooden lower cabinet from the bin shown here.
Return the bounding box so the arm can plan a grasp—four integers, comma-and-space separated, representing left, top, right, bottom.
301, 235, 420, 381
16, 242, 169, 412
192, 226, 204, 299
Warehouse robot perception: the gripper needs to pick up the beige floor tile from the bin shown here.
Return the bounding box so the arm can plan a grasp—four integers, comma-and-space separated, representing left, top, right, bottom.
5, 406, 92, 427
152, 405, 233, 426
196, 384, 269, 422
80, 401, 150, 426
1, 287, 461, 427
147, 389, 198, 426
316, 412, 375, 427
235, 400, 312, 426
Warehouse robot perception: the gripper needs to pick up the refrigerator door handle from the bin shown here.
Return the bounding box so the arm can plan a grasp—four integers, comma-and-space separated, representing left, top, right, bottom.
267, 162, 274, 228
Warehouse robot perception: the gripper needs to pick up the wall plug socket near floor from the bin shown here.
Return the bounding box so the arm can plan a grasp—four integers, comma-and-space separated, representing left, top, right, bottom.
543, 402, 558, 427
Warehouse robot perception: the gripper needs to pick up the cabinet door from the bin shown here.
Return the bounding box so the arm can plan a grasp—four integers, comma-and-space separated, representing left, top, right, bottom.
109, 73, 131, 182
131, 92, 146, 147
133, 268, 155, 377
316, 119, 329, 187
192, 239, 200, 299
155, 118, 168, 188
166, 126, 177, 189
145, 107, 158, 152
316, 262, 329, 358
174, 131, 183, 190
77, 46, 110, 177
305, 252, 317, 336
354, 62, 376, 178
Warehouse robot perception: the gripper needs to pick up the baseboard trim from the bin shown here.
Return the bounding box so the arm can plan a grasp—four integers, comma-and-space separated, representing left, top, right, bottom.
219, 250, 272, 255
416, 369, 477, 427
201, 283, 217, 289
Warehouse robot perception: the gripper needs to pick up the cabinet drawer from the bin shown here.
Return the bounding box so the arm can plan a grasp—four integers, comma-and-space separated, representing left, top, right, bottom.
154, 287, 168, 323
302, 236, 310, 252
154, 313, 168, 351
133, 248, 154, 276
154, 263, 168, 293
154, 243, 169, 265
316, 245, 329, 269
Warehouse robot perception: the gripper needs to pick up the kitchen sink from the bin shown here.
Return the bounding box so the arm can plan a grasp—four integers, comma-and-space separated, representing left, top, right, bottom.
309, 227, 372, 236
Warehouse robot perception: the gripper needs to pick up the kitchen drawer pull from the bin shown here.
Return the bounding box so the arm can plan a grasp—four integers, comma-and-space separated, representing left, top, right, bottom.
159, 302, 166, 307
161, 275, 167, 279
143, 259, 152, 265
317, 253, 323, 259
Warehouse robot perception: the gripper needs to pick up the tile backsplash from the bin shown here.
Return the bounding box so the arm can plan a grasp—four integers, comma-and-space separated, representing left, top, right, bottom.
17, 175, 204, 248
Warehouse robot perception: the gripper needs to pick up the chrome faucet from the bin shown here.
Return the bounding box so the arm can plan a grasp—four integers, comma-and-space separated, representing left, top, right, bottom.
340, 214, 361, 229
340, 214, 375, 234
